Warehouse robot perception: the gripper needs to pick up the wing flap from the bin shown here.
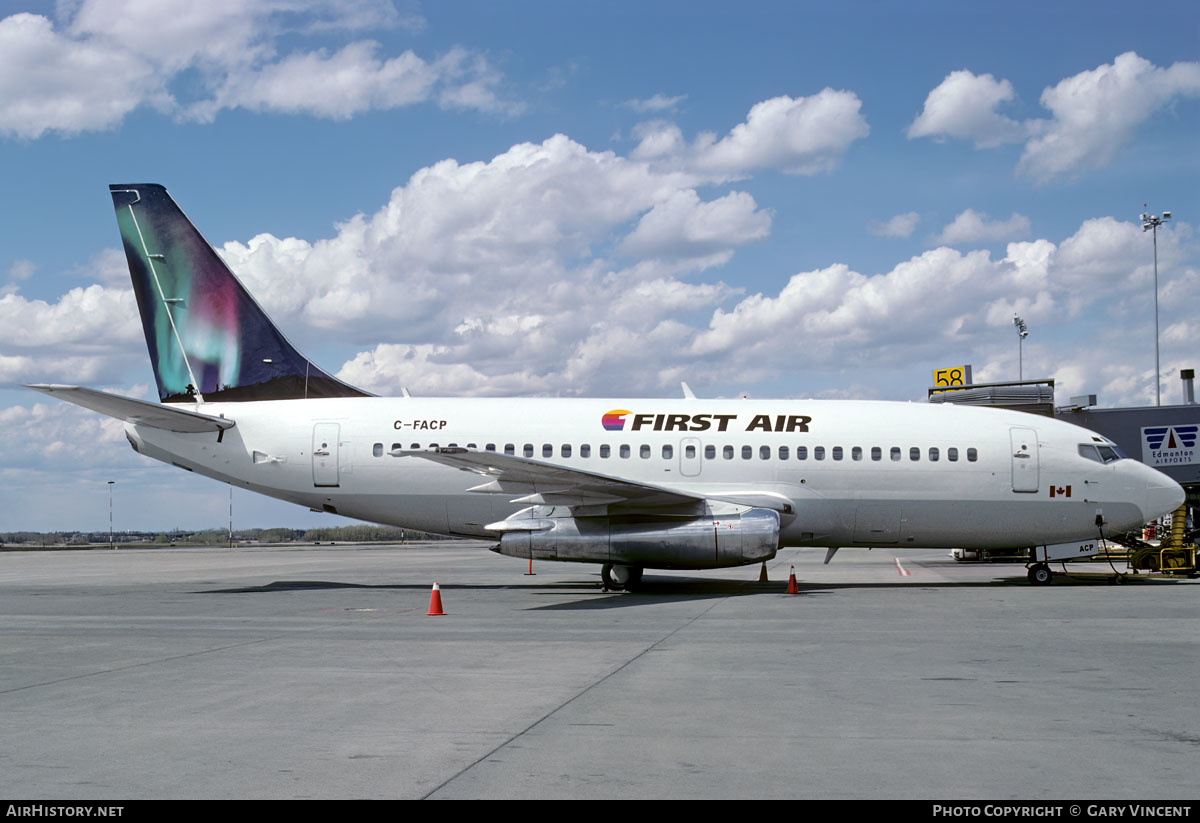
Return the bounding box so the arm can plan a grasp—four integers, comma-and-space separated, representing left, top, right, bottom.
26, 385, 235, 433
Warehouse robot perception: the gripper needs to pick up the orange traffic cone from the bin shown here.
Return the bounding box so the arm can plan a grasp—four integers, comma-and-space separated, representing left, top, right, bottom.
759, 562, 769, 582
786, 566, 798, 594
427, 582, 445, 615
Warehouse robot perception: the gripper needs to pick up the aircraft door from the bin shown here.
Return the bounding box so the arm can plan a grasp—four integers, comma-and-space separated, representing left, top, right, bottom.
1010, 427, 1039, 493
680, 437, 702, 477
312, 422, 341, 487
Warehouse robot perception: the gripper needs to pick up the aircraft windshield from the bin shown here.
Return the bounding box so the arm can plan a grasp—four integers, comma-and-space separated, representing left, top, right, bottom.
1079, 443, 1125, 464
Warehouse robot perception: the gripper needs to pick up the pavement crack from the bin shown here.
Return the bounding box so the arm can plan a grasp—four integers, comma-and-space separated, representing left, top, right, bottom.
0, 636, 286, 697
422, 599, 727, 798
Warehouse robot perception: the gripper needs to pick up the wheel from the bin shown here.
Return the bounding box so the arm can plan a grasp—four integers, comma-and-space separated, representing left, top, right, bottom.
601, 564, 643, 592
1027, 564, 1053, 585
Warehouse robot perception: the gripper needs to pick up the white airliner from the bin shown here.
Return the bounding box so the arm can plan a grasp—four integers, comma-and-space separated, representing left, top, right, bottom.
29, 184, 1184, 589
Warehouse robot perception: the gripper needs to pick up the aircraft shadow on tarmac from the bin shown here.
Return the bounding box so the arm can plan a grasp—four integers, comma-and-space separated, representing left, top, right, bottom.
195, 571, 1144, 609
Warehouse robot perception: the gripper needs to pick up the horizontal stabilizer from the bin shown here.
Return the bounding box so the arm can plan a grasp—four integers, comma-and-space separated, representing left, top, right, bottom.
26, 385, 235, 433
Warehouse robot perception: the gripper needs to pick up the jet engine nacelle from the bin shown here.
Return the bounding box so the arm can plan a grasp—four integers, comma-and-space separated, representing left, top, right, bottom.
493, 507, 780, 570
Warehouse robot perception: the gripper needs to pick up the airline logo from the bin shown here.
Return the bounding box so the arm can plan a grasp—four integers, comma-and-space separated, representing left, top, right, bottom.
1142, 424, 1198, 467
600, 410, 811, 433
602, 410, 631, 431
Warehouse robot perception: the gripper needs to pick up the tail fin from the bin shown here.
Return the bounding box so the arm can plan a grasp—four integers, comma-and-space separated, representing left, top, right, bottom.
110, 184, 370, 403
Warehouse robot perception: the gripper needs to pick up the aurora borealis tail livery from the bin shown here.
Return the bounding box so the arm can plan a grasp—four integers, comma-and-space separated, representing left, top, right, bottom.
110, 184, 370, 403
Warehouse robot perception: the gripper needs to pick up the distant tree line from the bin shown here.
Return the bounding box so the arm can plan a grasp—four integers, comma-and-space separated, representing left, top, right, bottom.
0, 525, 451, 547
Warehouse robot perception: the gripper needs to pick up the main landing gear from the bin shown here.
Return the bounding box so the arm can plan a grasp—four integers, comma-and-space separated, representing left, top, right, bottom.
601, 564, 644, 592
1027, 563, 1054, 585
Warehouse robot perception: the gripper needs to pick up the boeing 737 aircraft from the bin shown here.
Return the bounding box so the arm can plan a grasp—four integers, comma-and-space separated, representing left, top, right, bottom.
29, 184, 1185, 588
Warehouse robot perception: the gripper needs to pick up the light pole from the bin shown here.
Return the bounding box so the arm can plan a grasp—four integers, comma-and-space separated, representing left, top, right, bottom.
107, 481, 115, 550
1141, 208, 1172, 406
1013, 315, 1028, 380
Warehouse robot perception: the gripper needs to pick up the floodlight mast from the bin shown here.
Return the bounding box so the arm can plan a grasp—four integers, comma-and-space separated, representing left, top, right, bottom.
1013, 315, 1029, 380
1142, 209, 1171, 406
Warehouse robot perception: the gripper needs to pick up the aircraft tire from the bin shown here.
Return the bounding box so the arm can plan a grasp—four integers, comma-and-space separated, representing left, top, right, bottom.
1027, 564, 1053, 585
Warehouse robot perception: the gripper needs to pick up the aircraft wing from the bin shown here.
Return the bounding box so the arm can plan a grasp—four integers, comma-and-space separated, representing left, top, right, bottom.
25, 385, 235, 433
393, 446, 704, 510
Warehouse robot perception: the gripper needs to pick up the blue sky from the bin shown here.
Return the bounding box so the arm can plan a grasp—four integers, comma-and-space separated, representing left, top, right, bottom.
1, 0, 1197, 531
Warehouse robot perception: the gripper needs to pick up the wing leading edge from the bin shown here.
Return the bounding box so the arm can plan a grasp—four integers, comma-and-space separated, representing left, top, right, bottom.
394, 446, 704, 510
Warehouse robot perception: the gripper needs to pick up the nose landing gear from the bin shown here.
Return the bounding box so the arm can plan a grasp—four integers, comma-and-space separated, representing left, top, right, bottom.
1027, 563, 1054, 585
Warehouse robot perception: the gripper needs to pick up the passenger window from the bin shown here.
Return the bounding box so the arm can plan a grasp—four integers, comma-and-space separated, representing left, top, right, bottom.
561, 444, 571, 458
390, 442, 403, 453
797, 446, 807, 460
542, 444, 553, 458
466, 443, 476, 449
910, 447, 920, 461
640, 445, 651, 459
947, 447, 958, 462
663, 445, 674, 459
760, 445, 770, 460
523, 444, 534, 458
485, 443, 496, 452
967, 448, 978, 462
620, 445, 630, 458
742, 446, 752, 460
724, 445, 734, 459
891, 447, 901, 461
852, 447, 862, 461
504, 443, 515, 456
600, 444, 611, 458
779, 446, 789, 460
832, 447, 843, 461
373, 443, 383, 457
814, 446, 825, 461
580, 444, 591, 458
871, 447, 881, 461
929, 447, 939, 462
685, 445, 696, 459
410, 442, 420, 450
705, 445, 716, 460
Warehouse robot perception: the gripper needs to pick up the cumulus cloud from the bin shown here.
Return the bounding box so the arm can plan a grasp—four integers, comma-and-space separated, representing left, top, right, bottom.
7, 115, 1192, 408
869, 212, 920, 238
618, 190, 771, 263
935, 209, 1032, 245
0, 283, 142, 388
0, 1, 518, 138
0, 13, 167, 138
1019, 52, 1200, 181
908, 69, 1028, 148
674, 216, 1191, 397
909, 53, 1200, 182
632, 90, 869, 178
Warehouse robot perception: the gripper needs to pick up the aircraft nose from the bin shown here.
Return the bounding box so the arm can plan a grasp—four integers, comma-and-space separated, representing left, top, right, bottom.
1143, 474, 1185, 522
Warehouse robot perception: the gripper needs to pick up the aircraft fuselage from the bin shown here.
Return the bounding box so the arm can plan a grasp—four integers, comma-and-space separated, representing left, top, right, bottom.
124, 395, 1179, 562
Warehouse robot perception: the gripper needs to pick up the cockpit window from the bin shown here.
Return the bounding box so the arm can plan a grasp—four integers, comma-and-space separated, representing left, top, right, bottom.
1078, 444, 1102, 463
1079, 443, 1124, 464
1096, 445, 1122, 463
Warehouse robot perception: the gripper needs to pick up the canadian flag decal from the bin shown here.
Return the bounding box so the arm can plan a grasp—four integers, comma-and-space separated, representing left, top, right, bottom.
1049, 485, 1072, 498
